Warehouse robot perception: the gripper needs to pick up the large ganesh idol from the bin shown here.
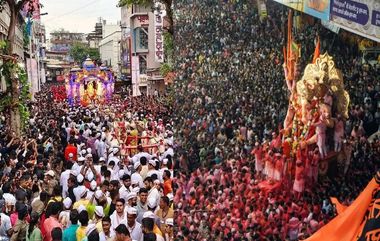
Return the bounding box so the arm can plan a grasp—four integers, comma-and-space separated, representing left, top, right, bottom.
284, 53, 350, 158
66, 58, 115, 106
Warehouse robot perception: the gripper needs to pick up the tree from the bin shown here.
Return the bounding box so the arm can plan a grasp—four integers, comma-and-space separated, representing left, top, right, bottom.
118, 0, 173, 34
69, 43, 100, 65
0, 0, 37, 137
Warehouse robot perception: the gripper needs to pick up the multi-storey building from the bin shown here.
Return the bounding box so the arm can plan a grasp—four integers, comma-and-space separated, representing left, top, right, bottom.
121, 4, 166, 96
87, 18, 103, 49
46, 31, 87, 82
99, 20, 121, 74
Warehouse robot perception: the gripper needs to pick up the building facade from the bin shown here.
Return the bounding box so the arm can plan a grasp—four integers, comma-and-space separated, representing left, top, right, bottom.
121, 4, 166, 96
49, 31, 86, 61
0, 3, 28, 92
46, 31, 87, 82
87, 18, 103, 49
99, 20, 121, 74
26, 20, 47, 96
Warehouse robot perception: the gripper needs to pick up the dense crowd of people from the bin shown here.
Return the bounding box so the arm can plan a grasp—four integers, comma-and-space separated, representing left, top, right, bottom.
0, 86, 174, 241
0, 1, 379, 241
174, 0, 380, 240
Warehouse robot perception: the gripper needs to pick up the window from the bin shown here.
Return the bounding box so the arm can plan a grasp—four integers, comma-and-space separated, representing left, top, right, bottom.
139, 55, 147, 74
137, 27, 148, 50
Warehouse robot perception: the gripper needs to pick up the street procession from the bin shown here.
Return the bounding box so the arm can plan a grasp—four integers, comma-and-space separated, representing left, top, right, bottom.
0, 0, 379, 240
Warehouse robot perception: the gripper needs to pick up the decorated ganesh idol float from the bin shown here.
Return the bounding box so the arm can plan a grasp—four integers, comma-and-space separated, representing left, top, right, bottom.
66, 58, 115, 106
277, 11, 350, 193
255, 11, 351, 195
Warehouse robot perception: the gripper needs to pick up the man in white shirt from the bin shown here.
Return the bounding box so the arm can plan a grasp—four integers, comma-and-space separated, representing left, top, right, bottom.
125, 207, 142, 241
0, 212, 11, 240
146, 160, 161, 180
131, 162, 144, 188
110, 198, 126, 230
136, 188, 148, 223
144, 177, 160, 209
99, 216, 115, 241
60, 162, 73, 198
119, 174, 132, 201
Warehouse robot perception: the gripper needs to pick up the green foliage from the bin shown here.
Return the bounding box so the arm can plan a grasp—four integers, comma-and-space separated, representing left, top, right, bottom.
69, 43, 100, 65
87, 48, 100, 61
118, 0, 152, 7
23, 24, 30, 49
163, 31, 173, 64
17, 64, 30, 128
160, 62, 173, 77
0, 40, 7, 51
0, 62, 30, 129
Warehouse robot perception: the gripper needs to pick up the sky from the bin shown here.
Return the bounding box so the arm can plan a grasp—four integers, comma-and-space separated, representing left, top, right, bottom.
41, 0, 121, 38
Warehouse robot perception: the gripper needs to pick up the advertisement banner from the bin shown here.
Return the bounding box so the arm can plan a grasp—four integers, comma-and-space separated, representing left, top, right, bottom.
131, 56, 141, 96
22, 0, 40, 19
330, 0, 380, 42
273, 0, 330, 20
304, 0, 330, 21
121, 31, 131, 76
273, 0, 304, 12
154, 12, 164, 63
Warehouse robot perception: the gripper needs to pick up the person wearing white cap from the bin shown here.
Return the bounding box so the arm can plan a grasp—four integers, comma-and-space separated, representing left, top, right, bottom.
107, 148, 120, 167
125, 207, 142, 241
96, 135, 107, 160
59, 197, 72, 229
60, 161, 73, 198
73, 174, 85, 201
164, 218, 174, 241
131, 162, 144, 188
86, 180, 98, 200
72, 157, 85, 174
73, 186, 89, 209
124, 192, 137, 209
43, 170, 58, 196
94, 206, 104, 233
146, 159, 161, 180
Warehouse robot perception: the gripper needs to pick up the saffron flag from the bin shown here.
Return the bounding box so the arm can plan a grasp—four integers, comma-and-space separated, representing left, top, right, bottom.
330, 197, 347, 215
306, 175, 380, 241
312, 36, 320, 64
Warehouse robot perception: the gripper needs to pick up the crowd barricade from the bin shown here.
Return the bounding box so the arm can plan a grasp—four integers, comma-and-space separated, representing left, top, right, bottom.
118, 135, 162, 156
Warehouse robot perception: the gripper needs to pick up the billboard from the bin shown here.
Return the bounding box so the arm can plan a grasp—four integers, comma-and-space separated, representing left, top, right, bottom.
273, 0, 330, 21
121, 30, 131, 76
154, 11, 164, 63
304, 0, 330, 21
131, 56, 141, 96
330, 0, 380, 42
22, 0, 40, 19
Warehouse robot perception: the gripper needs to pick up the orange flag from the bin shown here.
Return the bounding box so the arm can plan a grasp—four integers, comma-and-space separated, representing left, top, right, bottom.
312, 36, 320, 64
330, 197, 347, 215
305, 178, 378, 241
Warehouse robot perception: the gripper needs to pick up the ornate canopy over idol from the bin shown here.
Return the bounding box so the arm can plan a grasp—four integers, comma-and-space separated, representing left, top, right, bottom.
66, 58, 115, 106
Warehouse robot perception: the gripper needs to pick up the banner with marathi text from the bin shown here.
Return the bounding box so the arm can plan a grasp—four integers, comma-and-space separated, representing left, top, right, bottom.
330, 0, 380, 42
